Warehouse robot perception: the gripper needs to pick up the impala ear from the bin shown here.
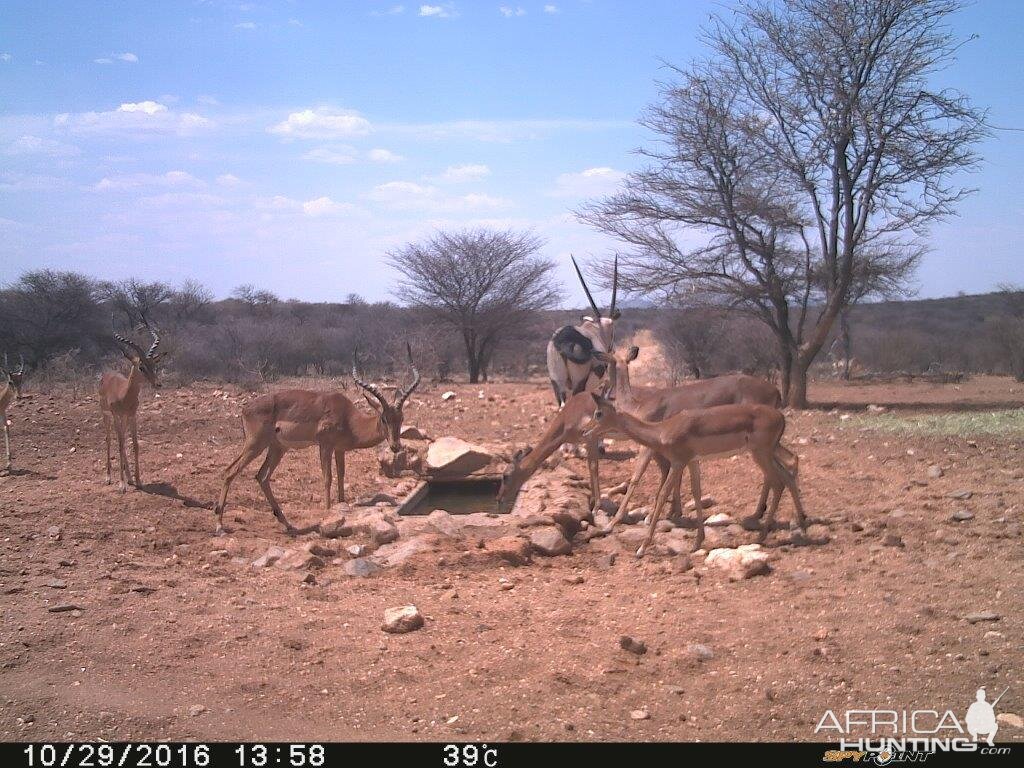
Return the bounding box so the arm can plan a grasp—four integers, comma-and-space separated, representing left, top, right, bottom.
362, 392, 382, 412
626, 346, 640, 362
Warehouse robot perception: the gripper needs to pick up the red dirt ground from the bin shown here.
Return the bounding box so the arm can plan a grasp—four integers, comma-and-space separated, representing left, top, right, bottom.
1, 375, 1022, 742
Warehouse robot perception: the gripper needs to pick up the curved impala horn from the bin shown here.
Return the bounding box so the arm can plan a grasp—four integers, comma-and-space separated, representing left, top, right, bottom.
351, 350, 389, 410
111, 314, 145, 358
571, 255, 601, 320
15, 353, 24, 376
395, 342, 421, 408
609, 255, 619, 319
141, 316, 161, 360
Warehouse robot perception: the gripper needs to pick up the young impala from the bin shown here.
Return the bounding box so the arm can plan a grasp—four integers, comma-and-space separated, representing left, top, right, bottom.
213, 347, 421, 536
1, 353, 26, 473
100, 320, 164, 492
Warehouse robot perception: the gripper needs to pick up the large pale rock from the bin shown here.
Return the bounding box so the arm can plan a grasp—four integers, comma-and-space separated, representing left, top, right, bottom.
318, 513, 352, 539
530, 526, 572, 556
484, 535, 532, 566
343, 557, 381, 578
374, 534, 443, 568
401, 425, 430, 441
705, 544, 771, 580
426, 436, 494, 476
351, 511, 400, 545
382, 605, 424, 634
275, 550, 325, 571
252, 546, 289, 569
427, 510, 463, 538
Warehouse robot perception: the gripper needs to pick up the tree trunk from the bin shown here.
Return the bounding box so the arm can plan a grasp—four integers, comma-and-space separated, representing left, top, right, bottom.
786, 358, 811, 409
839, 309, 853, 381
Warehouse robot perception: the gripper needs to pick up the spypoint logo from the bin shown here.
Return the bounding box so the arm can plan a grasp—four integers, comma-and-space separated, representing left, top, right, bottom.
817, 686, 1011, 761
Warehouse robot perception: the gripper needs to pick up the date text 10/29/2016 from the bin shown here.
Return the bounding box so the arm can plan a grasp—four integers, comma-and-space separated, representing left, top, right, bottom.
21, 744, 327, 768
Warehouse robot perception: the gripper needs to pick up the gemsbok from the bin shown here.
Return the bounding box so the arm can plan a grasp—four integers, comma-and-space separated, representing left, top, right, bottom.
1, 353, 26, 473
213, 347, 421, 536
581, 393, 808, 556
100, 319, 164, 492
546, 256, 619, 406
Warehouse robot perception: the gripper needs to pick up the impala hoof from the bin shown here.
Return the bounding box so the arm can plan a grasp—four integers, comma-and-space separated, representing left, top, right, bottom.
739, 514, 763, 531
634, 545, 647, 559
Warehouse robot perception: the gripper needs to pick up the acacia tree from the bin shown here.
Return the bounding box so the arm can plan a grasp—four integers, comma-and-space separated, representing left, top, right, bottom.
387, 228, 560, 383
584, 0, 985, 406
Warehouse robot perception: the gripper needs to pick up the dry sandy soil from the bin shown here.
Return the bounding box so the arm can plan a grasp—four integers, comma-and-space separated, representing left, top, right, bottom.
1, 372, 1022, 742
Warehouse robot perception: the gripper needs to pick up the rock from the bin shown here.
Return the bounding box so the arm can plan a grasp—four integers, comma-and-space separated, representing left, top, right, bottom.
949, 489, 973, 500
705, 544, 771, 580
382, 605, 424, 634
964, 611, 1001, 624
597, 497, 619, 515
686, 643, 714, 662
530, 526, 572, 556
704, 512, 733, 527
927, 465, 944, 479
318, 514, 352, 539
425, 436, 494, 476
866, 404, 887, 413
951, 510, 974, 522
484, 535, 532, 566
883, 533, 904, 548
427, 510, 463, 538
343, 558, 381, 578
997, 713, 1023, 729
252, 545, 289, 569
275, 550, 324, 571
188, 705, 206, 717
356, 492, 398, 507
619, 636, 647, 655
44, 579, 67, 589
303, 542, 337, 558
47, 603, 83, 613
630, 708, 650, 721
46, 525, 62, 539
440, 391, 456, 401
370, 519, 399, 545
685, 496, 716, 511
373, 534, 440, 567
400, 425, 430, 441
345, 544, 366, 558
595, 553, 617, 570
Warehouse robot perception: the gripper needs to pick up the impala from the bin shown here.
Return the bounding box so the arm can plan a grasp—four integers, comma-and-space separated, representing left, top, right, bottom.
546, 256, 619, 406
582, 393, 808, 556
1, 353, 26, 473
100, 320, 164, 492
213, 347, 421, 536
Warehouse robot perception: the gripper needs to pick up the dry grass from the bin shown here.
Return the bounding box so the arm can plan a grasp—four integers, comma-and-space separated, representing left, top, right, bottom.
850, 408, 1024, 437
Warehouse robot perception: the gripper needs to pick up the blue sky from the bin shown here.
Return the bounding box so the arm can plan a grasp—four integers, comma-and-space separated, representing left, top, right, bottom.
1, 0, 1022, 303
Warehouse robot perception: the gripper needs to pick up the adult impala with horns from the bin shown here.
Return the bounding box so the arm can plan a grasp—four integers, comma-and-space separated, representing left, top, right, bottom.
546, 256, 619, 406
213, 346, 421, 536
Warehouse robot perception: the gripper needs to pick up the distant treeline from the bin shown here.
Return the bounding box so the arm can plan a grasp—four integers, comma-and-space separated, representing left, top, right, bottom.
0, 270, 1021, 389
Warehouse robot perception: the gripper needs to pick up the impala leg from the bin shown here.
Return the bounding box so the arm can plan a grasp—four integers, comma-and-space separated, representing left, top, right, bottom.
115, 420, 130, 492
775, 456, 809, 531
742, 481, 772, 532
3, 416, 11, 472
637, 464, 681, 559
214, 439, 265, 535
334, 450, 346, 503
586, 439, 601, 514
759, 486, 784, 543
131, 416, 141, 488
256, 445, 301, 533
689, 462, 706, 551
103, 413, 112, 484
319, 443, 333, 511
603, 447, 652, 533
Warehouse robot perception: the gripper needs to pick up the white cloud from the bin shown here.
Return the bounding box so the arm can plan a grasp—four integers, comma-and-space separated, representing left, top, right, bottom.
197, 94, 220, 106
371, 4, 405, 15
380, 117, 628, 143
368, 148, 403, 163
216, 173, 242, 187
419, 4, 456, 18
117, 52, 138, 62
302, 196, 358, 217
301, 145, 359, 165
268, 107, 372, 140
544, 4, 559, 13
499, 6, 526, 17
91, 170, 204, 192
435, 163, 491, 183
235, 21, 257, 29
94, 57, 113, 65
550, 166, 626, 198
0, 53, 11, 62
368, 180, 508, 212
54, 101, 215, 137
4, 135, 79, 158
288, 18, 304, 26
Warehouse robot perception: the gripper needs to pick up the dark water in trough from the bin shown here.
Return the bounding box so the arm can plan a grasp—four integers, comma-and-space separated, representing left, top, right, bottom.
400, 478, 505, 516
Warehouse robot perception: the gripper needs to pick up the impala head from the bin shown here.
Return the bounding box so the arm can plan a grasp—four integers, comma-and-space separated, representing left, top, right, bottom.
572, 254, 620, 348
593, 344, 639, 397
581, 392, 621, 441
352, 343, 421, 453
1, 353, 26, 399
497, 445, 533, 510
112, 316, 164, 388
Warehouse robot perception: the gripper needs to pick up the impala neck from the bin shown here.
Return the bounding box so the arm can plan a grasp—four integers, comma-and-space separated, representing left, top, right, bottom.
606, 409, 664, 452
349, 407, 387, 448
125, 361, 145, 398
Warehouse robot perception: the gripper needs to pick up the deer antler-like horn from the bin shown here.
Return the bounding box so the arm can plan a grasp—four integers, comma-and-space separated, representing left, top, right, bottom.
396, 341, 421, 408
138, 314, 161, 359
351, 350, 389, 409
111, 314, 145, 357
572, 255, 601, 319
609, 255, 619, 318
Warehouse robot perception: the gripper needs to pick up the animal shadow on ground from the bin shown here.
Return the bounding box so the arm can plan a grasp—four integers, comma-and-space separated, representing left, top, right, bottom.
139, 481, 214, 510
1, 468, 54, 479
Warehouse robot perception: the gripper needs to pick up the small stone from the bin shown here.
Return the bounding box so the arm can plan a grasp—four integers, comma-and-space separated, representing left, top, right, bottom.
951, 510, 974, 522
441, 391, 456, 401
44, 579, 67, 589
686, 643, 714, 662
703, 512, 733, 527
883, 533, 904, 548
356, 492, 398, 507
685, 495, 715, 511
345, 544, 366, 558
400, 425, 430, 441
949, 489, 973, 500
343, 558, 381, 578
630, 708, 650, 720
927, 465, 944, 479
370, 519, 400, 545
705, 544, 771, 580
964, 611, 1001, 624
529, 526, 572, 557
619, 636, 647, 655
252, 545, 289, 569
46, 525, 62, 539
595, 553, 616, 570
188, 705, 206, 717
318, 514, 352, 539
382, 604, 424, 634
47, 603, 83, 613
